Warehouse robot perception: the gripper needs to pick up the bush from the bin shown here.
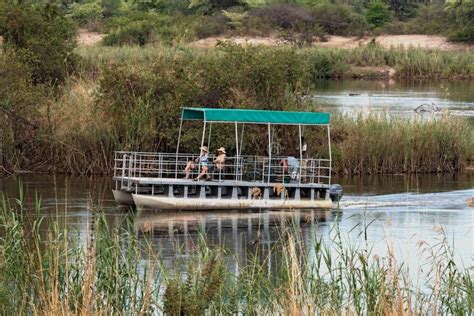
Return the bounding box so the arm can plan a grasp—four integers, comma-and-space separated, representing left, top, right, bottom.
249, 4, 326, 44
67, 1, 103, 30
312, 3, 369, 37
377, 4, 453, 35
365, 1, 392, 27
194, 15, 228, 39
103, 20, 154, 46
448, 0, 474, 43
0, 2, 77, 85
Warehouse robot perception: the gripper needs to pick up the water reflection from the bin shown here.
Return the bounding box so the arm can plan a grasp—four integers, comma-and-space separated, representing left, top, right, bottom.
1, 174, 473, 274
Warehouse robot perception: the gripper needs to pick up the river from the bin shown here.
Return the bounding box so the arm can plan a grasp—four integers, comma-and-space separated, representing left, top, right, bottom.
1, 173, 473, 283
311, 80, 474, 118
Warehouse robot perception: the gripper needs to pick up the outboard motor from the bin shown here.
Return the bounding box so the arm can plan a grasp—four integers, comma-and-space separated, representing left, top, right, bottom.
329, 184, 343, 202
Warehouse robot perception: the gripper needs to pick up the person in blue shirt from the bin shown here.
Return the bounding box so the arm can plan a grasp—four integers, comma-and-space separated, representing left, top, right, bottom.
184, 146, 209, 180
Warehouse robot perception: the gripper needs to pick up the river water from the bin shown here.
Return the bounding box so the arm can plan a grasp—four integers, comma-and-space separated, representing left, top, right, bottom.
1, 173, 473, 280
311, 80, 474, 118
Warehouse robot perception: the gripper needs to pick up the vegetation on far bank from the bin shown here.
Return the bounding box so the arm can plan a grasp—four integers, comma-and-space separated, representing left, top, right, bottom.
0, 195, 472, 314
0, 2, 473, 176
64, 0, 474, 46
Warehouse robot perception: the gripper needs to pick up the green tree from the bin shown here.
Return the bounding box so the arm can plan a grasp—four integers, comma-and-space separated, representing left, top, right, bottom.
387, 0, 418, 20
365, 1, 391, 27
0, 2, 77, 85
447, 0, 474, 43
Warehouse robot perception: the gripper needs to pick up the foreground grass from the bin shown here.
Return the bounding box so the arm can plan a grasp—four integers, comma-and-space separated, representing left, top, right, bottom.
0, 196, 472, 314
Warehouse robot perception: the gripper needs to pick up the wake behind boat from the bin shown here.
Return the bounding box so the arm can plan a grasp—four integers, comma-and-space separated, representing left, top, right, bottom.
112, 107, 342, 210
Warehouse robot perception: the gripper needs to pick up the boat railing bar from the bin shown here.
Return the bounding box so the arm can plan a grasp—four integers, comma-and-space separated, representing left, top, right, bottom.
113, 151, 331, 185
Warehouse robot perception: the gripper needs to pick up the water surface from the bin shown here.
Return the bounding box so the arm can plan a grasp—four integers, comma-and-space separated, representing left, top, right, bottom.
1, 174, 472, 277
311, 80, 474, 118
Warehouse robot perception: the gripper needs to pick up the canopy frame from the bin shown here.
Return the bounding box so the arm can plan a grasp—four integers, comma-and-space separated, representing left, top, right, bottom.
175, 107, 332, 184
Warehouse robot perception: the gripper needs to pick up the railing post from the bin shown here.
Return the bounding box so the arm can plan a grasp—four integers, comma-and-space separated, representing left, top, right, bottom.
327, 125, 332, 186
267, 123, 271, 184
317, 159, 321, 184
121, 154, 126, 188
298, 124, 303, 184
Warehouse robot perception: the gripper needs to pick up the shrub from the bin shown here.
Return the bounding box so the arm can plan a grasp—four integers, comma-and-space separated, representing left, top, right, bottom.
311, 3, 369, 37
448, 0, 474, 43
103, 20, 154, 46
377, 4, 453, 35
365, 1, 392, 27
0, 2, 77, 85
67, 1, 103, 30
249, 4, 325, 44
194, 15, 228, 38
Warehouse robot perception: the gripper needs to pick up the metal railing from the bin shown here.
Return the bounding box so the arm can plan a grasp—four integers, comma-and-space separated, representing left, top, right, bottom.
114, 151, 331, 187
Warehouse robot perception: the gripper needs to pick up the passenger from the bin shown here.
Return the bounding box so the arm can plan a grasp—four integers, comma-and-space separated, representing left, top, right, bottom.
280, 155, 300, 180
214, 147, 226, 172
184, 146, 209, 180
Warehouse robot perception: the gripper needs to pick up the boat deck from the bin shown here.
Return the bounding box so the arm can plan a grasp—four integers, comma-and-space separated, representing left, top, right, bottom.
113, 176, 331, 189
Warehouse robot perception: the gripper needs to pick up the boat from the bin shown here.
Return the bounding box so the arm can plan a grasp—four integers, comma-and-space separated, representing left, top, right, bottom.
112, 107, 343, 210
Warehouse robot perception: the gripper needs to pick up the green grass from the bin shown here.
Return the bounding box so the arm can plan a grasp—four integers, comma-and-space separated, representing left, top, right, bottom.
0, 194, 473, 314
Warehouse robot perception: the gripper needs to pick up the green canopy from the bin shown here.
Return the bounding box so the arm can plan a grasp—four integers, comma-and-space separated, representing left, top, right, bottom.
181, 107, 330, 125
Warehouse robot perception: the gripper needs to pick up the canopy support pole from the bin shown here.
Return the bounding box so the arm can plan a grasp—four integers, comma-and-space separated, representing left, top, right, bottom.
267, 123, 271, 184
235, 122, 239, 181
207, 123, 212, 152
298, 124, 303, 184
327, 125, 332, 186
239, 124, 245, 157
200, 120, 207, 171
174, 112, 184, 178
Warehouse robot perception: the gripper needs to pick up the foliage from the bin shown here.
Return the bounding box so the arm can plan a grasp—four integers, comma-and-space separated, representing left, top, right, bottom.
194, 15, 228, 38
103, 20, 154, 46
365, 1, 392, 27
0, 2, 77, 85
387, 0, 420, 20
67, 1, 103, 29
312, 3, 369, 36
447, 0, 474, 43
2, 43, 473, 174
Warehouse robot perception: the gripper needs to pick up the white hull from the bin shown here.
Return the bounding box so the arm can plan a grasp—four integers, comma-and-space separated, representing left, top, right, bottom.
132, 194, 333, 210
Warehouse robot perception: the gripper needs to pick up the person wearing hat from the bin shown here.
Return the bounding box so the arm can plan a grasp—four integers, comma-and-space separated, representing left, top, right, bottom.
214, 147, 226, 172
184, 146, 209, 180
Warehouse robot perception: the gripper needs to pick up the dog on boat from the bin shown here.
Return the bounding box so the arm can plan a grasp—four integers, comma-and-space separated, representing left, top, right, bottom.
251, 187, 262, 199
273, 183, 288, 199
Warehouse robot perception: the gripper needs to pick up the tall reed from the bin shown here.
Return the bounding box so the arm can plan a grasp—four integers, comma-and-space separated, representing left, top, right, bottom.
0, 194, 472, 314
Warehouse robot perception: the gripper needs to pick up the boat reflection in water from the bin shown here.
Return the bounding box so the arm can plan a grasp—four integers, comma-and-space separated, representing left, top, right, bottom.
133, 208, 337, 273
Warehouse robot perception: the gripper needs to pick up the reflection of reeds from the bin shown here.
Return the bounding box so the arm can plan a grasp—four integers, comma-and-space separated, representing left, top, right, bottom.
0, 194, 472, 314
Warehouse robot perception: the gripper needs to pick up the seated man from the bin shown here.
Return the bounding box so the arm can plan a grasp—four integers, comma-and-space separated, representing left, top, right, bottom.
184, 146, 209, 180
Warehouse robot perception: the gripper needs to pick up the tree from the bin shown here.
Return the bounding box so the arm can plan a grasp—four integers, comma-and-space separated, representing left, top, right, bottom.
387, 0, 419, 20
447, 0, 474, 43
0, 2, 77, 85
365, 1, 391, 27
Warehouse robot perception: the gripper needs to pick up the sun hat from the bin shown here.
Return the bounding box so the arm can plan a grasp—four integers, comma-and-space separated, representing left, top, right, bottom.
200, 146, 208, 152
217, 147, 226, 154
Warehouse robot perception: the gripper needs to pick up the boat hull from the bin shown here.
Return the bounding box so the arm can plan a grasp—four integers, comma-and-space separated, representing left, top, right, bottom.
132, 194, 333, 210
112, 190, 135, 206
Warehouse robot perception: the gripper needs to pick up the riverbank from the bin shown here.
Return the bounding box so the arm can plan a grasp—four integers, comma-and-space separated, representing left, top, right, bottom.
0, 196, 472, 314
1, 44, 473, 176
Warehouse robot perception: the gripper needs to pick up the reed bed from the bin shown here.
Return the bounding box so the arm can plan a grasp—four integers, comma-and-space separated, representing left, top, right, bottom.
0, 195, 472, 315
2, 43, 473, 175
